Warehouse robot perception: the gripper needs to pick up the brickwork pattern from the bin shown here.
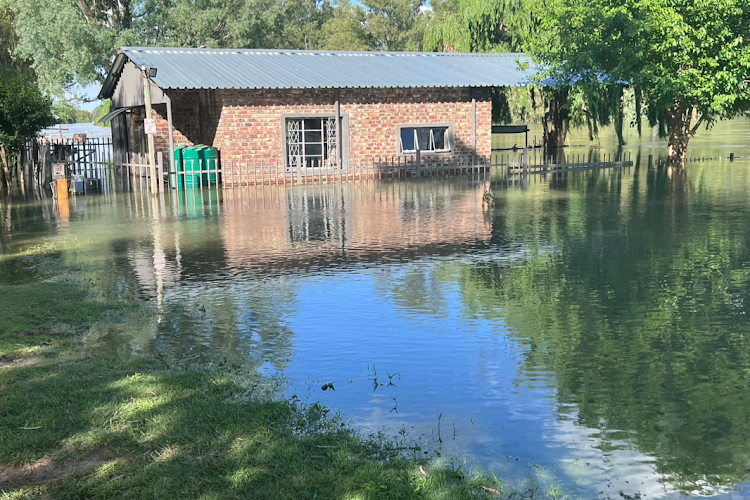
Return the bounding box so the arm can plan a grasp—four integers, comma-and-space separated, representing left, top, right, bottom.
131, 87, 492, 168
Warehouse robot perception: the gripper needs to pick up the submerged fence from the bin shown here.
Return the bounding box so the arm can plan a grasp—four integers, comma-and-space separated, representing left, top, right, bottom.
23, 136, 635, 195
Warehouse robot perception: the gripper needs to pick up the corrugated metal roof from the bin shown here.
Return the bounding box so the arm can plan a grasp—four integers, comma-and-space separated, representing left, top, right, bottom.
102, 47, 537, 95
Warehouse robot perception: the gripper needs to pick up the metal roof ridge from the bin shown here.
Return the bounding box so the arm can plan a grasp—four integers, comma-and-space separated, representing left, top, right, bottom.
120, 46, 527, 58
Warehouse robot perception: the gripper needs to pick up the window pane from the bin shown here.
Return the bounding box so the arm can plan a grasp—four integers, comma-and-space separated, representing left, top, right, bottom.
304, 130, 322, 143
400, 128, 415, 151
432, 127, 448, 150
305, 144, 323, 156
304, 118, 322, 130
416, 128, 431, 151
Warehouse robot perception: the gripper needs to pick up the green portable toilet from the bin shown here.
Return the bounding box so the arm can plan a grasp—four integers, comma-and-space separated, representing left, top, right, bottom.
182, 146, 206, 188
170, 146, 186, 189
203, 147, 221, 186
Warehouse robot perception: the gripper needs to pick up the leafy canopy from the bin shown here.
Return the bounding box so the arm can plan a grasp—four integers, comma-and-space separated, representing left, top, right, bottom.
323, 0, 427, 51
7, 0, 433, 95
0, 71, 54, 152
533, 0, 750, 128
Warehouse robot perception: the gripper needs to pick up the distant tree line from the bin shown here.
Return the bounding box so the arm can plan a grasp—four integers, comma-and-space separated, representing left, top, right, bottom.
1, 0, 750, 168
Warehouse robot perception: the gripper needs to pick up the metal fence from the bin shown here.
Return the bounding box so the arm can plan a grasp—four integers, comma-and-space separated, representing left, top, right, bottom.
24, 136, 635, 194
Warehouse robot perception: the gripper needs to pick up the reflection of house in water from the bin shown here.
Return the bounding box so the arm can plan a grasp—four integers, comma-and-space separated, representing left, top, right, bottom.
221, 181, 494, 273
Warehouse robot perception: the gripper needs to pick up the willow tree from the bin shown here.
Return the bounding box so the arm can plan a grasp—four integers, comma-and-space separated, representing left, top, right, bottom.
534, 0, 750, 165
423, 0, 547, 130
423, 0, 627, 152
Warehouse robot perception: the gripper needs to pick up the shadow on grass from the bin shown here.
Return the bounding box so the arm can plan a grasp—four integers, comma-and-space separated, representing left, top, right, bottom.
0, 356, 538, 500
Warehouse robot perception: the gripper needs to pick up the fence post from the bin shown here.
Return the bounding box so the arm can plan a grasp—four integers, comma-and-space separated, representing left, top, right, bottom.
296, 156, 302, 185
157, 152, 164, 193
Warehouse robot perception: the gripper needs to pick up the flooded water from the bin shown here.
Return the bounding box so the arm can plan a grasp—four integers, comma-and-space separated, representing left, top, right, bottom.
3, 123, 750, 499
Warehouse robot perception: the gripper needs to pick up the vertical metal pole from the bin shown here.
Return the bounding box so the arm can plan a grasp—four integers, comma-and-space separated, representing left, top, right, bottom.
142, 68, 157, 195
335, 90, 343, 183
157, 152, 164, 193
472, 94, 477, 167
165, 94, 176, 186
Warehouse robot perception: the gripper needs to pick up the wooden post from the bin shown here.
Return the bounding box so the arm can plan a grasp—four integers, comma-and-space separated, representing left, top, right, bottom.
142, 67, 158, 195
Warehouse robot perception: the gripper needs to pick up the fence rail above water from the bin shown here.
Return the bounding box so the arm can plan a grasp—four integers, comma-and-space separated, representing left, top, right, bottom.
22, 136, 635, 194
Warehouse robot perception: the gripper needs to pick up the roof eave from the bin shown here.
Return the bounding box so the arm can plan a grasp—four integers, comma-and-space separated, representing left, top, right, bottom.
97, 52, 129, 100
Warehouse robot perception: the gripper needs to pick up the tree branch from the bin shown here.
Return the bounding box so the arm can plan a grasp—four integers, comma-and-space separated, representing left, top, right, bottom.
689, 114, 705, 137
76, 0, 95, 23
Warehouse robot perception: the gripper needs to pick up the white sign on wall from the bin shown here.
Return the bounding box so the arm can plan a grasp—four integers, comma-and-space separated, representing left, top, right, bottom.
144, 118, 157, 135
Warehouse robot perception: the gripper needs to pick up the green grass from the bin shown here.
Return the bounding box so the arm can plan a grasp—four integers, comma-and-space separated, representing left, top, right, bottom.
0, 356, 531, 499
0, 280, 128, 361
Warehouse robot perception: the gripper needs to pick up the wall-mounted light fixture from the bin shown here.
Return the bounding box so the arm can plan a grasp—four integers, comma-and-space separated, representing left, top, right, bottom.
140, 66, 158, 78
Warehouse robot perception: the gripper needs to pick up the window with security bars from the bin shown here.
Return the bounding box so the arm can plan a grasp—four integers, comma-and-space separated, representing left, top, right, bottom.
286, 117, 337, 169
398, 125, 452, 154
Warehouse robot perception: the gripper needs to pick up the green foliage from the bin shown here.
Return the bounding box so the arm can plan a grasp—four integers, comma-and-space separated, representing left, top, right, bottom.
141, 0, 285, 49
92, 99, 111, 126
533, 0, 750, 156
0, 70, 53, 155
424, 0, 532, 53
4, 0, 431, 94
280, 0, 335, 49
322, 2, 374, 51
51, 100, 91, 124
323, 0, 427, 51
7, 0, 137, 94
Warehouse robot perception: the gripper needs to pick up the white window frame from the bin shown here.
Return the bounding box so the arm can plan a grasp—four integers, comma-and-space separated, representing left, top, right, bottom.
397, 124, 454, 156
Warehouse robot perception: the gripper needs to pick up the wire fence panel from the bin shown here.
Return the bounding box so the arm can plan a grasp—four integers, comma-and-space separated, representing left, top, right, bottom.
23, 137, 636, 196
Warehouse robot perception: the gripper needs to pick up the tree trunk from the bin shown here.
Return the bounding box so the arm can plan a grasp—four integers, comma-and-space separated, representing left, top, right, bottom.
542, 87, 570, 162
615, 86, 625, 147
0, 145, 11, 192
667, 127, 690, 166
666, 100, 703, 167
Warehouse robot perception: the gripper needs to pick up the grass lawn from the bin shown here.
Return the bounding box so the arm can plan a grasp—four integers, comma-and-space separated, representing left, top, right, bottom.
0, 256, 563, 499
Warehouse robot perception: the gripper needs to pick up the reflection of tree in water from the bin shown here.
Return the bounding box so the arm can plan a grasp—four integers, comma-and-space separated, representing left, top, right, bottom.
454, 165, 750, 492
371, 264, 449, 316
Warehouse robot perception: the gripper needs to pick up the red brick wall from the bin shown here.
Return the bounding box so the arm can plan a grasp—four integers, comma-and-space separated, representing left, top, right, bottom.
139, 87, 492, 166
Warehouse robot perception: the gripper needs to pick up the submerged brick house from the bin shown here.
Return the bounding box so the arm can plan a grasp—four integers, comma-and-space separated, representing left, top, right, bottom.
98, 47, 534, 176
